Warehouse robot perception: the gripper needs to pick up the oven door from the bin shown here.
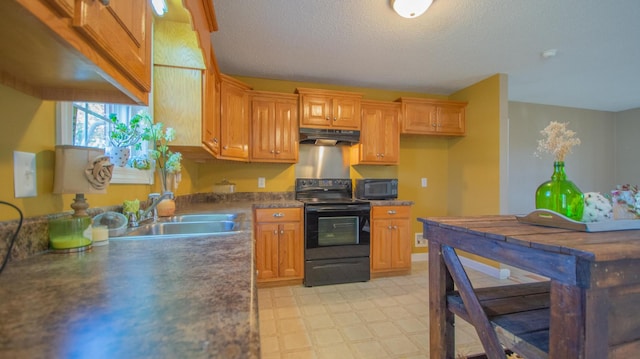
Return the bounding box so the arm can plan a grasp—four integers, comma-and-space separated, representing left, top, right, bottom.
304, 203, 370, 260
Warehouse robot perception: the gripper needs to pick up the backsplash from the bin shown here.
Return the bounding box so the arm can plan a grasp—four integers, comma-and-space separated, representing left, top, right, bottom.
0, 192, 294, 262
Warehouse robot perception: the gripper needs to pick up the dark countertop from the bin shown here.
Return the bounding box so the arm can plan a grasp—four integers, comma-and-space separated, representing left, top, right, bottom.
0, 199, 302, 359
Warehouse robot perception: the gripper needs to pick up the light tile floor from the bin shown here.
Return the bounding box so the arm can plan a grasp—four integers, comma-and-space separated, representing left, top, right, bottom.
258, 261, 547, 359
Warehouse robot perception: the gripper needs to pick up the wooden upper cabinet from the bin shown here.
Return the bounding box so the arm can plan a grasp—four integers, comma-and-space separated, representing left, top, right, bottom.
219, 74, 251, 161
0, 0, 151, 104
297, 88, 362, 130
74, 0, 151, 92
399, 98, 467, 136
202, 64, 221, 157
250, 91, 299, 163
353, 100, 400, 165
44, 0, 74, 17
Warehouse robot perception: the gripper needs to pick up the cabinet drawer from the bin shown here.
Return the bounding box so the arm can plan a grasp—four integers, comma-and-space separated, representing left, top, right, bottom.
255, 208, 302, 223
372, 206, 411, 219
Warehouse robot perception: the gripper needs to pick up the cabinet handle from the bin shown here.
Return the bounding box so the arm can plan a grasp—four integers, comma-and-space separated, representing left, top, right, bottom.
223, 145, 228, 150
273, 230, 278, 235
280, 230, 284, 235
380, 153, 385, 158
333, 117, 337, 122
393, 225, 398, 229
270, 150, 275, 153
100, 0, 110, 5
325, 116, 331, 121
275, 150, 280, 154
212, 137, 218, 143
273, 213, 284, 217
387, 210, 396, 215
387, 225, 392, 230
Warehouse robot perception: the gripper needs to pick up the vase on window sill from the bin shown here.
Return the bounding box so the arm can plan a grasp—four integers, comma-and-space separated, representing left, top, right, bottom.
107, 146, 131, 167
535, 161, 584, 221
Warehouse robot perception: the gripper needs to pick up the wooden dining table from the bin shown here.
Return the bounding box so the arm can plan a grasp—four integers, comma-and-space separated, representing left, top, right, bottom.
419, 215, 640, 359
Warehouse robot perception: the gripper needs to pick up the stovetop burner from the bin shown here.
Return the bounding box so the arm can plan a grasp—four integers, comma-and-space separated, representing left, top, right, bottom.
295, 178, 356, 204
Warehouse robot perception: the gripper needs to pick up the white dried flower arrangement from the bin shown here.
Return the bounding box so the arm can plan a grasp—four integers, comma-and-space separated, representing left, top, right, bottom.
535, 121, 581, 162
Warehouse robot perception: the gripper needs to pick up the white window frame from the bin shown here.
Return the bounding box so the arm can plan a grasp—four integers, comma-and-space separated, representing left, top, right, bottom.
56, 102, 154, 185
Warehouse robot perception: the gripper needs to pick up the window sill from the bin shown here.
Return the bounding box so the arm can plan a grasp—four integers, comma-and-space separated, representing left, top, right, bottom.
111, 167, 154, 185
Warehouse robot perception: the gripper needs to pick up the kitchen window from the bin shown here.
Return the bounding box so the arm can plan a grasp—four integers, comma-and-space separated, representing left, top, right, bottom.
56, 101, 154, 184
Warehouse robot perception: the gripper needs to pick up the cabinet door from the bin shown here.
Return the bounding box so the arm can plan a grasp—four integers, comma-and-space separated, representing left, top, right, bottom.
401, 101, 437, 134
359, 106, 383, 162
255, 223, 280, 280
278, 222, 304, 278
202, 66, 220, 156
220, 79, 249, 160
379, 107, 400, 163
300, 95, 332, 128
251, 98, 277, 161
357, 103, 399, 165
333, 96, 360, 129
371, 219, 392, 271
273, 100, 299, 162
74, 0, 151, 92
436, 103, 466, 135
390, 219, 411, 270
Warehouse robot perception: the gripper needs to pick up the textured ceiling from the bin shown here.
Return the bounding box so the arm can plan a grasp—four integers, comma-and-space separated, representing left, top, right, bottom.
205, 0, 640, 112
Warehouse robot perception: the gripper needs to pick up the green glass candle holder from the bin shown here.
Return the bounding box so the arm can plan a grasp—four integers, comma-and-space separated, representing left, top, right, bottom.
49, 216, 93, 252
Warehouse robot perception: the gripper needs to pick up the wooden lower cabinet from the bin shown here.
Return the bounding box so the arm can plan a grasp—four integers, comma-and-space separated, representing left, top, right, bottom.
254, 207, 304, 286
370, 205, 412, 278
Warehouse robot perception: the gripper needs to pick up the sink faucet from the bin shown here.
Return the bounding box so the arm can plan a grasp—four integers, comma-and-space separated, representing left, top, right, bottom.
132, 192, 174, 227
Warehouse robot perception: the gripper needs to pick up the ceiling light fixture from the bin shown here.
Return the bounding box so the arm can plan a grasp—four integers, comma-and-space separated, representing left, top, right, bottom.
391, 0, 433, 19
151, 0, 167, 16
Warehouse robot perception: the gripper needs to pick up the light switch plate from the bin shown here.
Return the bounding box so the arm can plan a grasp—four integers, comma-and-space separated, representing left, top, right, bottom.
14, 151, 37, 198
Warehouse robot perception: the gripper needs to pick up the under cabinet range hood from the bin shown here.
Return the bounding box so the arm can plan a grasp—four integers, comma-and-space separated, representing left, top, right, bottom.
299, 128, 360, 146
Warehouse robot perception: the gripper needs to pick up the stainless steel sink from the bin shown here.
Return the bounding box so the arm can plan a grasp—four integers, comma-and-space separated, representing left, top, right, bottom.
113, 213, 244, 240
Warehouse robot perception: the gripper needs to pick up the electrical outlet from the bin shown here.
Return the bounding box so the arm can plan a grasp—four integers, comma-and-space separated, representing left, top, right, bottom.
14, 151, 37, 198
258, 177, 266, 188
415, 233, 428, 247
421, 178, 427, 187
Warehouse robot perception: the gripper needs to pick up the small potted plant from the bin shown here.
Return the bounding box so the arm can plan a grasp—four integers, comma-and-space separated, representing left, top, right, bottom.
107, 113, 147, 167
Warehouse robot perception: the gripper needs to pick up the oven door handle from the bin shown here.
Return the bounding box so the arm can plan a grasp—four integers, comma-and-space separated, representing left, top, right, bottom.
306, 206, 370, 212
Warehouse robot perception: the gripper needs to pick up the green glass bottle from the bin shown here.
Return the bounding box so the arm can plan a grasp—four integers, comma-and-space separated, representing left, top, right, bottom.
535, 161, 584, 221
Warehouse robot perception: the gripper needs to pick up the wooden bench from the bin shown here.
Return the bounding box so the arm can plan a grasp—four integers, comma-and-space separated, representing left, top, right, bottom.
448, 282, 550, 358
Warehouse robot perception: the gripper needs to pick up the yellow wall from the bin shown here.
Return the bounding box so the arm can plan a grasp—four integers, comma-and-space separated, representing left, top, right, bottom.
447, 74, 503, 268
448, 74, 502, 215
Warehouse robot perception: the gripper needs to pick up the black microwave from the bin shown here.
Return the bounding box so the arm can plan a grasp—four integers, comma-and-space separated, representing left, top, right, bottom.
355, 179, 398, 200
